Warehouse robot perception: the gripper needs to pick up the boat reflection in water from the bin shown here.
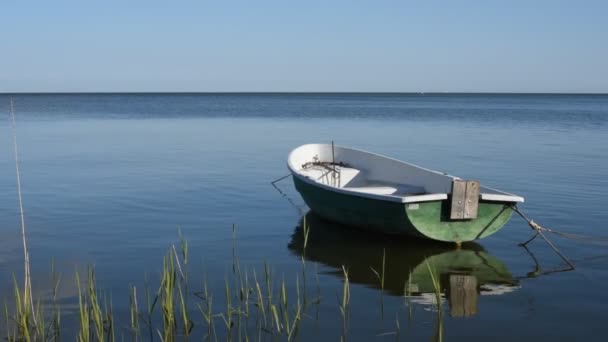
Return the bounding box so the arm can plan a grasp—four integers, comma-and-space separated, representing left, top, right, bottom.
288, 212, 520, 318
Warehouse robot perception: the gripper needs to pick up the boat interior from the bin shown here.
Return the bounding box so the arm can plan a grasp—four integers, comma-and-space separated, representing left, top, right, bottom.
288, 144, 524, 204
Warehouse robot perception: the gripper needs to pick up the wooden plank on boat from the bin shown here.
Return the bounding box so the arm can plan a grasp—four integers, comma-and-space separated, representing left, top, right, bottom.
450, 180, 480, 220
463, 180, 480, 219
450, 180, 466, 219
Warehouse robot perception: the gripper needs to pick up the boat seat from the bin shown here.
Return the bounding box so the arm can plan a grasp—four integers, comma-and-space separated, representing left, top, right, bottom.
346, 186, 399, 195
346, 183, 426, 196
393, 184, 426, 195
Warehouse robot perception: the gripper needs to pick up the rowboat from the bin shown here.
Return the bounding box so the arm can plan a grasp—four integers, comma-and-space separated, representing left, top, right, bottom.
287, 144, 524, 243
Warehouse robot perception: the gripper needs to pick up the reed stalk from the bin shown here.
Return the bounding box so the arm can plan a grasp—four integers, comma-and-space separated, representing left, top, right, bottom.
9, 98, 35, 329
8, 97, 45, 341
129, 286, 140, 341
160, 252, 177, 342
264, 262, 273, 315
252, 270, 267, 328
196, 277, 216, 341
175, 231, 193, 338
425, 260, 443, 342
221, 277, 233, 338
404, 270, 414, 324
51, 259, 61, 341
300, 216, 311, 307
288, 276, 302, 340
339, 266, 350, 342
370, 248, 386, 317
144, 274, 157, 342
395, 312, 400, 341
76, 271, 89, 342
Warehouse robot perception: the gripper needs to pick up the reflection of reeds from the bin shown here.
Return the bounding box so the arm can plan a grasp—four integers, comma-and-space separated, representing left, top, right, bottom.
339, 266, 350, 342
300, 215, 311, 308
404, 269, 413, 324
370, 248, 386, 317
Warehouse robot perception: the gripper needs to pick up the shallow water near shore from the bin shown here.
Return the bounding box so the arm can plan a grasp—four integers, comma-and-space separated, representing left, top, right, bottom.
0, 93, 607, 340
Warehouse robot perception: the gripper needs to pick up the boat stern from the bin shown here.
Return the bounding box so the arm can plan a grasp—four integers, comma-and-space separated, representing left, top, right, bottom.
405, 200, 514, 243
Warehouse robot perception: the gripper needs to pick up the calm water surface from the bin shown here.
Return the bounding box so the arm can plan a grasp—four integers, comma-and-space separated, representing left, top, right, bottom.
0, 93, 607, 340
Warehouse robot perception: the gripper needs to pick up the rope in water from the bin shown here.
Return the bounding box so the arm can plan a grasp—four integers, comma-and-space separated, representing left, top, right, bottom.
511, 205, 608, 243
271, 174, 305, 215
511, 204, 575, 269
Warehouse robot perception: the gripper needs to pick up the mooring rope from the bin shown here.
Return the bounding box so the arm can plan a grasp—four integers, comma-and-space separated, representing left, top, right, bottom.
511, 204, 575, 269
271, 174, 306, 215
526, 225, 608, 243
511, 205, 608, 243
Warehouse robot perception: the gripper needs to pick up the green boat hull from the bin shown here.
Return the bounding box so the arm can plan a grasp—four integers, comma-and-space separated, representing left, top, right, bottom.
293, 176, 513, 243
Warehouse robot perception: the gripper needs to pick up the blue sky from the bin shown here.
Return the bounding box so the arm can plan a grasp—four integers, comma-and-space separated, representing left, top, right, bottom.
1, 0, 607, 93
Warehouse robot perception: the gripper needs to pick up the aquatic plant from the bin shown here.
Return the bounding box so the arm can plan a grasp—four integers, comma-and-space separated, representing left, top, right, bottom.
425, 260, 443, 342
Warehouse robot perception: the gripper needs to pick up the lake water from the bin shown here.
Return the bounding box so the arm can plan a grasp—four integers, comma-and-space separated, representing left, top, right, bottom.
0, 93, 607, 340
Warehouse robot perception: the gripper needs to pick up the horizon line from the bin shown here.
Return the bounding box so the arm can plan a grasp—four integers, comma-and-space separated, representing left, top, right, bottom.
1, 91, 607, 95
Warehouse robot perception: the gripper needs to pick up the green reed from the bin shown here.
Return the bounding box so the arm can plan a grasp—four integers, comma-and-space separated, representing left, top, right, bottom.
50, 259, 61, 342
370, 248, 386, 293
338, 266, 350, 342
425, 260, 443, 342
4, 259, 67, 342
370, 248, 387, 317
129, 285, 140, 341
195, 276, 216, 341
75, 267, 114, 342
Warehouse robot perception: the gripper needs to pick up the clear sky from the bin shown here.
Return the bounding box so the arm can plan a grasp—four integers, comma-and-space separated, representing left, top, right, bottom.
1, 0, 607, 93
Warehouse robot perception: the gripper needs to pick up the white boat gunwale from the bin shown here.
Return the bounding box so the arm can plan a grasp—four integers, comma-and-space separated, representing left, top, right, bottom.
288, 144, 524, 204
